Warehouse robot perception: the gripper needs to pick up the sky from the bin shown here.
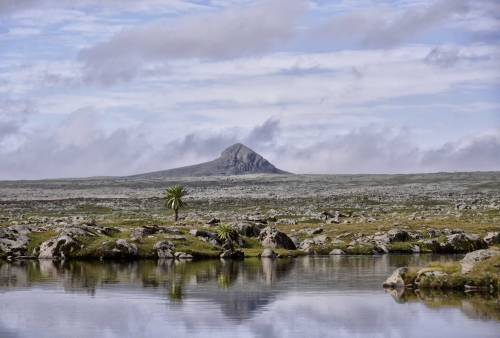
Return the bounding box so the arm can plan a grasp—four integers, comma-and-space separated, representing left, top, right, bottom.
0, 0, 499, 179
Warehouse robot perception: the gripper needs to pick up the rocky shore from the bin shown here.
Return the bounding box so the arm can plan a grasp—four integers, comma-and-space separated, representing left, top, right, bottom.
383, 248, 500, 293
1, 215, 499, 261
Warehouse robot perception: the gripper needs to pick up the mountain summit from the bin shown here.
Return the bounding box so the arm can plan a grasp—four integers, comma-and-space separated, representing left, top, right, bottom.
132, 143, 289, 178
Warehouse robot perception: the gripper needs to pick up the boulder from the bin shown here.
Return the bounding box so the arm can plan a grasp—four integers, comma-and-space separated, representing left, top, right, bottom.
261, 248, 277, 258
306, 228, 323, 235
289, 236, 300, 248
258, 226, 296, 250
97, 227, 121, 236
439, 233, 487, 253
0, 225, 31, 257
382, 267, 408, 289
460, 248, 500, 274
175, 252, 193, 260
38, 235, 81, 259
415, 269, 447, 284
483, 232, 500, 245
373, 243, 389, 254
232, 222, 263, 237
189, 229, 216, 239
313, 234, 329, 246
386, 229, 411, 242
102, 239, 138, 258
59, 224, 98, 238
329, 249, 345, 255
131, 225, 161, 240
219, 249, 244, 259
154, 241, 175, 258
299, 239, 315, 253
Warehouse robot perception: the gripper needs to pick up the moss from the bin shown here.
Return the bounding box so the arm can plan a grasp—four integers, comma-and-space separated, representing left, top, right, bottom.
426, 261, 461, 274
345, 244, 374, 255
387, 242, 415, 253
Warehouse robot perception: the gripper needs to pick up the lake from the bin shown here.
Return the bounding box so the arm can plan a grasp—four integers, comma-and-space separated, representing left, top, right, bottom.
0, 255, 498, 338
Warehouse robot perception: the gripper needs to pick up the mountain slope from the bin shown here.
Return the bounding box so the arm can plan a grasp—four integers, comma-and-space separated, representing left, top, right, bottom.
131, 143, 289, 178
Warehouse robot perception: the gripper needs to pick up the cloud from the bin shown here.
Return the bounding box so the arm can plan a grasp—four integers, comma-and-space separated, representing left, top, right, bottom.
79, 0, 307, 84
1, 110, 499, 179
0, 99, 35, 144
421, 133, 500, 171
274, 127, 500, 174
0, 0, 206, 15
315, 0, 471, 48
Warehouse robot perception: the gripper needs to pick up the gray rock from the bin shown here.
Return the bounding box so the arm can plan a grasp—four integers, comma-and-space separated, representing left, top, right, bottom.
131, 225, 161, 240
154, 241, 175, 258
386, 229, 411, 242
439, 233, 487, 253
383, 267, 408, 288
206, 218, 220, 225
483, 232, 500, 245
0, 225, 31, 257
189, 229, 216, 239
415, 269, 447, 283
460, 248, 499, 274
373, 243, 389, 254
38, 235, 80, 259
299, 239, 315, 253
313, 234, 329, 245
102, 239, 138, 258
175, 252, 193, 260
258, 226, 296, 250
307, 227, 323, 235
329, 249, 345, 255
232, 222, 263, 237
97, 227, 121, 236
219, 249, 244, 259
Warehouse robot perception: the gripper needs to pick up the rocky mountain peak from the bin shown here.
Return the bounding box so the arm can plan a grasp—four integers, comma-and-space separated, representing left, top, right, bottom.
131, 143, 289, 178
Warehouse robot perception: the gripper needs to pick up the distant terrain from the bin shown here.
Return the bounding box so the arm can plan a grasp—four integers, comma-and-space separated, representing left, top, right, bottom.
129, 143, 288, 178
1, 164, 499, 265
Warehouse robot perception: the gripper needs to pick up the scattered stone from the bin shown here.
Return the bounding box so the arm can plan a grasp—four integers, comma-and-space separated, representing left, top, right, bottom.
307, 227, 323, 235
206, 218, 220, 225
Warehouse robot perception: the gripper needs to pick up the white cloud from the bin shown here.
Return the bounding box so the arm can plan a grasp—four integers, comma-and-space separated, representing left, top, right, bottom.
78, 0, 308, 84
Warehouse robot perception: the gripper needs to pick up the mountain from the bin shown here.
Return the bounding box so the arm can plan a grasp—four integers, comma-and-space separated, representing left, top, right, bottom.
131, 143, 289, 178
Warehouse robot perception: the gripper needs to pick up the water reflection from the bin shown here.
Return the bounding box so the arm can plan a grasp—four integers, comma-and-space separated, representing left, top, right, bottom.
0, 256, 498, 338
387, 288, 500, 321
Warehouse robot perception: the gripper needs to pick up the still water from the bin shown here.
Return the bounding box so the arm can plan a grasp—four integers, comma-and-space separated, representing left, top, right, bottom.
0, 255, 498, 338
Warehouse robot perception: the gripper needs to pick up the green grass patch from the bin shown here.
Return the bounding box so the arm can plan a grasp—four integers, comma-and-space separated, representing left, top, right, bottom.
27, 231, 57, 255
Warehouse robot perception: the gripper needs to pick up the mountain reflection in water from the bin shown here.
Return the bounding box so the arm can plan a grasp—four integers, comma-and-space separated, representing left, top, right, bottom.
0, 256, 498, 338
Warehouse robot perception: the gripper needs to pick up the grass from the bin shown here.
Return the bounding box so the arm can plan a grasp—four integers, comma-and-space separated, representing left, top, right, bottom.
387, 242, 415, 253
27, 231, 57, 255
